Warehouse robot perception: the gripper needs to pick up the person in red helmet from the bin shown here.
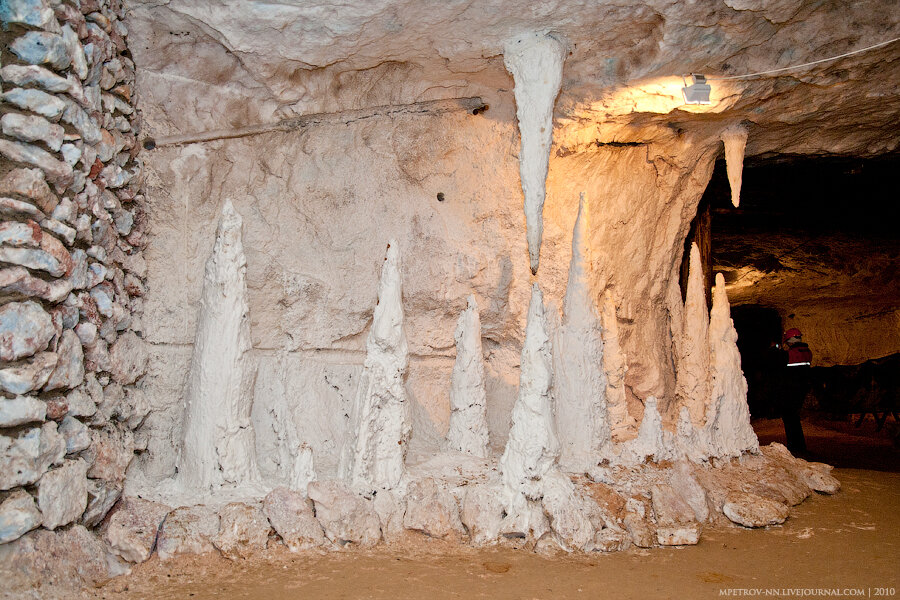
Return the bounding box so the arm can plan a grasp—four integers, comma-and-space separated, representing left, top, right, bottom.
780, 327, 812, 454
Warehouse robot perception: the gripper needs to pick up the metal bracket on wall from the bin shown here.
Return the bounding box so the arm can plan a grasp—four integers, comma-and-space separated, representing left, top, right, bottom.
143, 96, 488, 149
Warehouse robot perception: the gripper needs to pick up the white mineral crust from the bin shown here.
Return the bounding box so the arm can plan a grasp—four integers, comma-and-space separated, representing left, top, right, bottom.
554, 194, 609, 472
178, 199, 259, 492
500, 283, 558, 530
705, 273, 759, 457
722, 125, 749, 208
677, 243, 711, 426
446, 295, 490, 458
341, 241, 411, 491
504, 32, 566, 275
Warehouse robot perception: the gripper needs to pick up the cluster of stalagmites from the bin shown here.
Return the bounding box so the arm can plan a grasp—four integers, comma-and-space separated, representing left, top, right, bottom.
0, 0, 149, 562
4, 192, 836, 585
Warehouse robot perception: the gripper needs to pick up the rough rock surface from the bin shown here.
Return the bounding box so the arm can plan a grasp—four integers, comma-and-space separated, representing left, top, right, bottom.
156, 505, 220, 560
104, 497, 172, 563
263, 487, 325, 551
307, 480, 381, 547
0, 490, 42, 544
723, 491, 790, 528
37, 458, 88, 530
403, 477, 464, 539
213, 502, 271, 560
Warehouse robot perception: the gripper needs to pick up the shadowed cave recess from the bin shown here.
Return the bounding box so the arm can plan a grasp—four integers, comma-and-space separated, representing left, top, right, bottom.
0, 0, 898, 594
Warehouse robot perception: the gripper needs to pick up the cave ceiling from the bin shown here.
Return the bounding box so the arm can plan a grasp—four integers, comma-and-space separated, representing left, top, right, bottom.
127, 0, 900, 157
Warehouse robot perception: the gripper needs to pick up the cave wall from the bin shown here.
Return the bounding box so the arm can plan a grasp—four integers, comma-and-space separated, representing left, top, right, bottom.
129, 83, 724, 488
0, 0, 147, 545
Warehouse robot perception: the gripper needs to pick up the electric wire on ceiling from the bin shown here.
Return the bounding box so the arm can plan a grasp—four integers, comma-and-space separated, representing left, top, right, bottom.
706, 35, 900, 81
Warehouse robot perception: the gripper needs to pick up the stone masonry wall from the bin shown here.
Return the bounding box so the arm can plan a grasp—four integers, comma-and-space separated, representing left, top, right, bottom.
0, 0, 147, 546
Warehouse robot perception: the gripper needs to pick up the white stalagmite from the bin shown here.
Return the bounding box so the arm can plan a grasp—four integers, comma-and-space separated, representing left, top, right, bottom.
504, 32, 566, 275
705, 273, 759, 457
677, 243, 710, 427
722, 125, 749, 208
341, 241, 411, 491
554, 194, 610, 472
615, 396, 673, 465
600, 290, 634, 440
446, 295, 490, 458
178, 199, 259, 491
500, 284, 558, 530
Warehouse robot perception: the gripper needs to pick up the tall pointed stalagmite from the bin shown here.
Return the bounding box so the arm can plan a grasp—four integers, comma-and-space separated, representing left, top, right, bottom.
500, 284, 558, 529
705, 273, 759, 457
504, 32, 566, 274
722, 125, 749, 208
446, 295, 490, 457
554, 194, 609, 472
677, 243, 711, 426
178, 199, 259, 491
341, 241, 411, 491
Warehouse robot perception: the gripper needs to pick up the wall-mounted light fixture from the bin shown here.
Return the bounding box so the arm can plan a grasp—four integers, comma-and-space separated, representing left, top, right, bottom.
682, 74, 711, 104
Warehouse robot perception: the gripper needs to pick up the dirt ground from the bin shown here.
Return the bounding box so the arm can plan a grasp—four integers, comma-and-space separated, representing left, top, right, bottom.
87, 421, 899, 600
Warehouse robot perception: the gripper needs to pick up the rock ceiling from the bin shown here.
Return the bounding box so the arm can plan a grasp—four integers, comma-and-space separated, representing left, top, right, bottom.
127, 0, 900, 157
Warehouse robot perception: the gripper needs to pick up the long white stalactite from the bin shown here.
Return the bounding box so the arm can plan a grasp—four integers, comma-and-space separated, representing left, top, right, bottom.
504, 32, 566, 275
178, 199, 260, 491
341, 241, 411, 492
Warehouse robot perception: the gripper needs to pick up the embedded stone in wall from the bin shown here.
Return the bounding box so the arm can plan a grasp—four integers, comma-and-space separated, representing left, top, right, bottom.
0, 395, 46, 428
107, 331, 146, 385
45, 329, 85, 390
0, 490, 42, 544
403, 477, 464, 539
723, 491, 789, 528
0, 300, 54, 362
307, 480, 381, 547
103, 497, 172, 564
0, 422, 65, 490
156, 504, 220, 560
263, 487, 325, 552
37, 458, 88, 530
213, 502, 270, 560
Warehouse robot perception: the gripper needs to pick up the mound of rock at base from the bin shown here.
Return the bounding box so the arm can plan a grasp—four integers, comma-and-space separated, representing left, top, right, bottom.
0, 443, 840, 597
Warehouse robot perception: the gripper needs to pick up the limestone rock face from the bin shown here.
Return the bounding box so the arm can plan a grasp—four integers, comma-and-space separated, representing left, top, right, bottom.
341, 241, 410, 492
0, 395, 46, 427
0, 422, 65, 490
460, 483, 505, 546
307, 480, 381, 547
263, 487, 325, 551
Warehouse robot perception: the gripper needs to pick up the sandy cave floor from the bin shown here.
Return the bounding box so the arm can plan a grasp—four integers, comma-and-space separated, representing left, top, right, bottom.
82, 420, 900, 600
